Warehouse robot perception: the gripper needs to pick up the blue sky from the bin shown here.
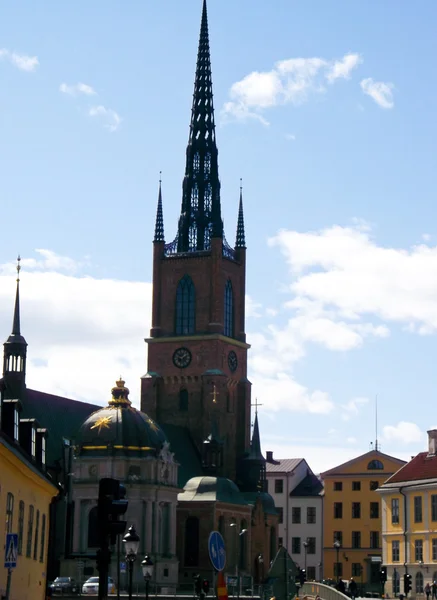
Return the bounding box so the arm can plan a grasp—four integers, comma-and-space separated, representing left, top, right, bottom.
1, 0, 437, 472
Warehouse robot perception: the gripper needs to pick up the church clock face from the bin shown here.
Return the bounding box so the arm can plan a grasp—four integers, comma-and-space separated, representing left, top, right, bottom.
228, 350, 238, 372
173, 347, 192, 369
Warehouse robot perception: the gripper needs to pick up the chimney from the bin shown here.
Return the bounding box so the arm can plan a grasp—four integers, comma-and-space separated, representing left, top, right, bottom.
427, 430, 437, 456
266, 450, 274, 463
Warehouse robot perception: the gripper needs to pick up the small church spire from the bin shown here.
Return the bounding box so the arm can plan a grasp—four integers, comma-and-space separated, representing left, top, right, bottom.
250, 411, 263, 460
154, 173, 165, 243
235, 179, 246, 249
12, 256, 22, 335
177, 0, 223, 253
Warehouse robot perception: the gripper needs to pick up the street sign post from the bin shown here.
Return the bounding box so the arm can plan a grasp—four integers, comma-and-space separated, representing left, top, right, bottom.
4, 534, 18, 569
208, 531, 226, 572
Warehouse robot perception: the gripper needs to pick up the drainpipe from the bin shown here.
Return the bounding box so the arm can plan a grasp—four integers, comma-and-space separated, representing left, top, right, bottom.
399, 486, 408, 573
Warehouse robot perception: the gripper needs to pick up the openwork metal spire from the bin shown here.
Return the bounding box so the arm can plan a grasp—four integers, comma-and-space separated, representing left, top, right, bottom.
177, 0, 223, 253
12, 256, 21, 335
154, 175, 165, 243
235, 180, 246, 249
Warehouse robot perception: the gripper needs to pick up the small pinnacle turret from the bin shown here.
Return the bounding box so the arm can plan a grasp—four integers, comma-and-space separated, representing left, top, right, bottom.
235, 181, 246, 249
154, 176, 165, 243
177, 0, 223, 253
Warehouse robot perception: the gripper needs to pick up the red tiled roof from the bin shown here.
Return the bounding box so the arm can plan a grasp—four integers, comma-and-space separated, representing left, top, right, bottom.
386, 452, 437, 484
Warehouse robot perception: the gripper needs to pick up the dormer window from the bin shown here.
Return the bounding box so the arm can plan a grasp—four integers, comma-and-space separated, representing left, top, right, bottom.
41, 436, 46, 465
14, 407, 20, 441
31, 427, 36, 458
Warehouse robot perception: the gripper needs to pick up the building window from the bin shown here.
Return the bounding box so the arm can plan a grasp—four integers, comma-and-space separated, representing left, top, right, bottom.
18, 501, 25, 555
292, 537, 301, 554
431, 539, 437, 562
6, 492, 14, 534
392, 540, 400, 562
334, 482, 343, 491
370, 481, 379, 491
41, 436, 46, 465
292, 507, 301, 524
224, 280, 234, 338
334, 531, 343, 545
307, 507, 316, 524
352, 481, 361, 491
334, 503, 343, 519
33, 510, 40, 560
352, 563, 362, 577
334, 562, 343, 578
175, 275, 195, 335
277, 507, 284, 524
14, 408, 19, 441
393, 571, 400, 595
416, 571, 424, 594
306, 538, 316, 554
275, 479, 284, 494
367, 459, 384, 470
39, 514, 46, 563
184, 517, 200, 566
352, 531, 361, 549
31, 427, 36, 458
307, 566, 316, 581
370, 531, 379, 549
26, 505, 34, 558
392, 498, 400, 524
432, 495, 437, 522
370, 502, 379, 518
415, 539, 423, 562
179, 389, 189, 411
414, 496, 423, 523
352, 502, 361, 519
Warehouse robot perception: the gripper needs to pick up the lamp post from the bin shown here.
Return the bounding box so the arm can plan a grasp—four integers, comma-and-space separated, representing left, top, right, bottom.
123, 525, 140, 600
334, 539, 341, 583
257, 554, 264, 599
230, 523, 247, 600
141, 554, 154, 600
303, 540, 308, 573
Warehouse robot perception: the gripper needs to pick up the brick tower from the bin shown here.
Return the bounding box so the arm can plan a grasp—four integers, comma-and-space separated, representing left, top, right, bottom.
141, 0, 251, 481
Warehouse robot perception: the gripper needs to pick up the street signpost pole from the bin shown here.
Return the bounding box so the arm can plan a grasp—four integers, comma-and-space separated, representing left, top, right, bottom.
5, 569, 12, 600
4, 533, 18, 600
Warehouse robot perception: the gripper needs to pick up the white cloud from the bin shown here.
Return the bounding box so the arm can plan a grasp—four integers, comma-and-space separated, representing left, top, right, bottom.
89, 105, 122, 132
341, 397, 369, 421
222, 53, 361, 123
60, 82, 97, 96
285, 133, 296, 141
383, 422, 424, 444
360, 77, 394, 109
246, 295, 262, 318
326, 53, 362, 82
0, 49, 39, 72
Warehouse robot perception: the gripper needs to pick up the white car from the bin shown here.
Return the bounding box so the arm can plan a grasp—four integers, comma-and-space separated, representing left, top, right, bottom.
82, 576, 116, 595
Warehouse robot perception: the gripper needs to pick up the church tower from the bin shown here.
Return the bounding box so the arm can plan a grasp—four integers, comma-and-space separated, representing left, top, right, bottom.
141, 0, 251, 481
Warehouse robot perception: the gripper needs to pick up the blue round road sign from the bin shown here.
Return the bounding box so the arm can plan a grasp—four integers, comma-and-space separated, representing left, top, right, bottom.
208, 531, 226, 571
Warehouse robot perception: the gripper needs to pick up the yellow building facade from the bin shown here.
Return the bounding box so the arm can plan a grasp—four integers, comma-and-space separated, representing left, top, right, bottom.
0, 433, 58, 600
321, 450, 405, 591
379, 430, 437, 597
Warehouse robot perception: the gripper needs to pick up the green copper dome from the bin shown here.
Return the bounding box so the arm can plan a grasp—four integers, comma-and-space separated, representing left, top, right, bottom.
77, 379, 167, 457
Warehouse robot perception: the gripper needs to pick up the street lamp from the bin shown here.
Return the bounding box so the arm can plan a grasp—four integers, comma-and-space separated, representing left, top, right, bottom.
123, 525, 140, 600
230, 523, 247, 600
334, 539, 341, 583
141, 554, 154, 600
257, 554, 264, 598
303, 540, 308, 573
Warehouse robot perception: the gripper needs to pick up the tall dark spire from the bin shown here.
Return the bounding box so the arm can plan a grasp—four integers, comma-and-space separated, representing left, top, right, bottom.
235, 180, 246, 249
154, 174, 165, 243
177, 0, 223, 253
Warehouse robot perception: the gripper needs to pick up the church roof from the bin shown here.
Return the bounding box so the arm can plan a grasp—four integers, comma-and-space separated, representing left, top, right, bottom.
178, 476, 247, 505
160, 423, 203, 487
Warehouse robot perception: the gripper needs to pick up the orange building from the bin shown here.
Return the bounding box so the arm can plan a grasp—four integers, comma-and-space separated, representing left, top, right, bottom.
321, 449, 405, 591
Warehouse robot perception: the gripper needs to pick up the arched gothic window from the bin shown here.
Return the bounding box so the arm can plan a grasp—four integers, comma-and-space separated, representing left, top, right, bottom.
184, 517, 199, 566
88, 506, 99, 548
224, 280, 234, 338
415, 572, 424, 593
175, 275, 196, 335
179, 389, 189, 411
367, 459, 384, 470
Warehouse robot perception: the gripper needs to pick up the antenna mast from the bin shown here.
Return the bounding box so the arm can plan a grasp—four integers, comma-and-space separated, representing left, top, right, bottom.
375, 394, 379, 452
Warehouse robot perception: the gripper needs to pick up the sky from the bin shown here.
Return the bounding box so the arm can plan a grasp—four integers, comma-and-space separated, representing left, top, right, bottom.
1, 0, 437, 474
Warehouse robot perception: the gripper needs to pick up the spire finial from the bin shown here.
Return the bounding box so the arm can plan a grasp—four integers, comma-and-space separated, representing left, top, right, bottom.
235, 181, 246, 249
176, 0, 223, 253
154, 174, 165, 243
12, 255, 22, 335
16, 255, 21, 282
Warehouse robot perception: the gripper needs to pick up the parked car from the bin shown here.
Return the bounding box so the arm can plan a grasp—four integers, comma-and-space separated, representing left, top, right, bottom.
49, 577, 79, 595
82, 576, 116, 595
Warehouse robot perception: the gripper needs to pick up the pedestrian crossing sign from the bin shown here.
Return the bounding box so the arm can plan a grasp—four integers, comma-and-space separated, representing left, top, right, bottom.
4, 533, 18, 569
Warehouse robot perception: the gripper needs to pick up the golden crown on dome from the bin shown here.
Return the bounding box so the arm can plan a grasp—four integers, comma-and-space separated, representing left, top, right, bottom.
108, 377, 132, 407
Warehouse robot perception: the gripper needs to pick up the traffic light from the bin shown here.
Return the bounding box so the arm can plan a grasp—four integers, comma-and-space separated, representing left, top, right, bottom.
202, 580, 210, 595
404, 573, 412, 594
194, 574, 202, 596
98, 478, 128, 545
380, 566, 387, 583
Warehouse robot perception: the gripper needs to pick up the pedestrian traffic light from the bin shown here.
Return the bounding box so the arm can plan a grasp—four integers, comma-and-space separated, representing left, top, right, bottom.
98, 478, 128, 545
202, 580, 210, 595
194, 574, 202, 596
404, 573, 412, 594
380, 566, 387, 583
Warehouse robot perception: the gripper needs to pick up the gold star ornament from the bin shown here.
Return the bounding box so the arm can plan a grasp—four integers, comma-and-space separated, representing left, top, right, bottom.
90, 415, 112, 434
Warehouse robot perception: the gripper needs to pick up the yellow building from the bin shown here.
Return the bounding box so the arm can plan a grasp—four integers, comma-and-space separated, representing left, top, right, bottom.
0, 429, 58, 600
378, 430, 437, 597
321, 449, 405, 591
